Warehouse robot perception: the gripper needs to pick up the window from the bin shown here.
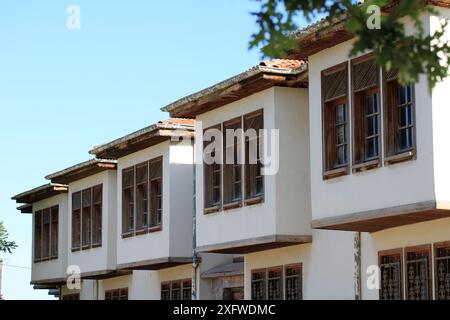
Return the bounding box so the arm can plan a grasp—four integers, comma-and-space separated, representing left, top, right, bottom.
434, 242, 450, 300
204, 125, 222, 212
267, 267, 282, 300
352, 55, 381, 169
105, 288, 128, 300
223, 117, 243, 208
244, 110, 264, 202
121, 156, 163, 237
42, 208, 50, 259
150, 158, 163, 228
379, 249, 402, 300
50, 206, 58, 258
251, 269, 266, 300
384, 69, 415, 163
252, 265, 303, 300
161, 279, 192, 300
34, 206, 58, 262
92, 185, 102, 246
285, 264, 302, 300
82, 189, 92, 248
405, 245, 431, 300
182, 279, 192, 300
322, 63, 349, 178
136, 163, 148, 231
62, 293, 80, 300
72, 192, 81, 250
122, 168, 135, 234
72, 185, 102, 251
34, 211, 42, 262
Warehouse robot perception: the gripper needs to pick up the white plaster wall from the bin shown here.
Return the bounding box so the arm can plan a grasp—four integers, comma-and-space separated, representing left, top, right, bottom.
308, 14, 436, 221
245, 230, 355, 300
169, 141, 194, 257
68, 170, 117, 274
431, 7, 450, 206
116, 140, 193, 265
196, 88, 278, 247
274, 87, 311, 236
31, 194, 68, 283
361, 217, 450, 300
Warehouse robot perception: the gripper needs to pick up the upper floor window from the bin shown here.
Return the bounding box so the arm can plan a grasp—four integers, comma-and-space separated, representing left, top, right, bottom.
204, 124, 222, 212
322, 62, 349, 179
352, 55, 381, 169
251, 264, 302, 300
72, 185, 102, 251
34, 206, 58, 262
203, 109, 265, 213
244, 110, 264, 203
122, 156, 163, 237
384, 69, 415, 163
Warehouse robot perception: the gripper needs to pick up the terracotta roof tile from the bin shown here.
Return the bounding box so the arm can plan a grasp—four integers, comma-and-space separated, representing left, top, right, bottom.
259, 59, 305, 69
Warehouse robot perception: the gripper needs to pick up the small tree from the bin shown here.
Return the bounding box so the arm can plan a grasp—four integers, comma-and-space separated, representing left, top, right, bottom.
0, 221, 17, 254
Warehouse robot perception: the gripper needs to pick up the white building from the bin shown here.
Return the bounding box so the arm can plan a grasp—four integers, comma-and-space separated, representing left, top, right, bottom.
12, 1, 450, 300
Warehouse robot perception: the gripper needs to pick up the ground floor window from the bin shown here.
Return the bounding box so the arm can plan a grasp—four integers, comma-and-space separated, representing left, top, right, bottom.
104, 288, 128, 300
161, 279, 192, 300
251, 263, 302, 300
434, 242, 450, 300
62, 293, 80, 300
379, 249, 403, 300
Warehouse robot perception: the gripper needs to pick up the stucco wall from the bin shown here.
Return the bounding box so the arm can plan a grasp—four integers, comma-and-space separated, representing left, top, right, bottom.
308, 14, 436, 221
245, 230, 355, 300
31, 194, 68, 283
361, 217, 450, 300
68, 170, 117, 274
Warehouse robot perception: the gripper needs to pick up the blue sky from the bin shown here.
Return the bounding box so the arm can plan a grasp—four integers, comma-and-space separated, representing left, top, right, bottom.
0, 0, 309, 299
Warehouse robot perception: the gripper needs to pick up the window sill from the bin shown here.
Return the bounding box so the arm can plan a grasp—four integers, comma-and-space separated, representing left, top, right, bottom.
71, 247, 81, 252
91, 243, 102, 249
121, 232, 134, 239
82, 244, 91, 250
135, 228, 148, 236
323, 166, 349, 180
384, 150, 415, 165
352, 159, 380, 173
148, 225, 162, 233
223, 201, 242, 211
244, 195, 264, 206
204, 205, 220, 215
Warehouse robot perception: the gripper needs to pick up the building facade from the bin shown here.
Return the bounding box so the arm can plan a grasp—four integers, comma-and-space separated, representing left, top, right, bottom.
12, 2, 450, 300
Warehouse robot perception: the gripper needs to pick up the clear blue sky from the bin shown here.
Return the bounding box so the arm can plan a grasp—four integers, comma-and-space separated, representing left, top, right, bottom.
0, 0, 308, 299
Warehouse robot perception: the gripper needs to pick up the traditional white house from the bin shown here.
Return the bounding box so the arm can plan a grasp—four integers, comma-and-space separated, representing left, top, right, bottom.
12, 1, 450, 300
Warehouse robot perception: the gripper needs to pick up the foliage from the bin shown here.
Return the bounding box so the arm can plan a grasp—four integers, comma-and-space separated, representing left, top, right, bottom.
0, 221, 17, 254
249, 0, 450, 90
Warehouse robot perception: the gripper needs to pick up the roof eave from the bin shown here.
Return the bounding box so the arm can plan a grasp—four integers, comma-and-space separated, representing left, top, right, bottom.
12, 183, 69, 205
45, 159, 118, 184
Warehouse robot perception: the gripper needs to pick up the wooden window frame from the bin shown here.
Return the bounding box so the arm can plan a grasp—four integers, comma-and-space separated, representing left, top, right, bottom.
203, 124, 222, 214
322, 62, 350, 180
383, 70, 416, 165
351, 54, 381, 172
160, 279, 192, 301
267, 266, 283, 300
434, 241, 450, 300
81, 188, 92, 249
223, 117, 243, 210
121, 156, 163, 238
34, 206, 59, 262
34, 210, 42, 262
135, 162, 149, 233
72, 185, 103, 251
284, 263, 303, 300
378, 248, 403, 300
62, 293, 80, 300
251, 268, 267, 300
149, 157, 163, 230
404, 244, 432, 300
244, 109, 265, 205
104, 288, 128, 300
